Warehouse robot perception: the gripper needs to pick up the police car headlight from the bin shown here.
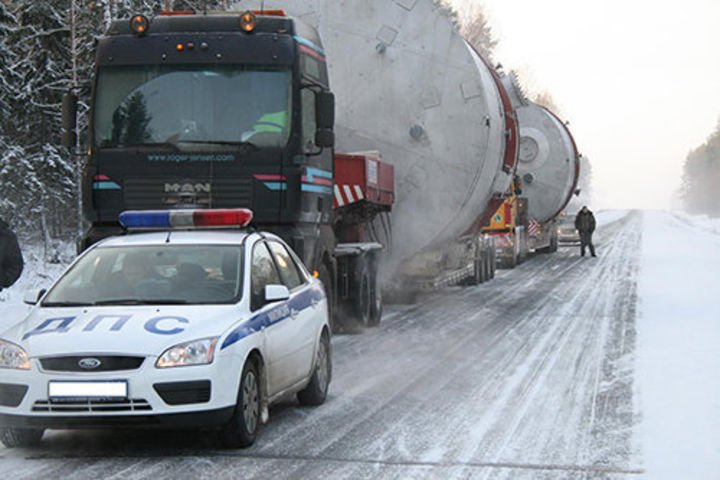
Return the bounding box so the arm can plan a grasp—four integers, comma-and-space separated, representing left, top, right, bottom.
156, 337, 218, 368
0, 339, 30, 370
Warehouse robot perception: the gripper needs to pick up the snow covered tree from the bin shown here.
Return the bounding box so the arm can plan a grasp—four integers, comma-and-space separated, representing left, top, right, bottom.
0, 1, 76, 236
680, 120, 720, 216
458, 2, 497, 63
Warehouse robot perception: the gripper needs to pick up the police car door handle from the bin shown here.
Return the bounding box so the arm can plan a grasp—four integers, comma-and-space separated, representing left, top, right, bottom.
290, 308, 299, 319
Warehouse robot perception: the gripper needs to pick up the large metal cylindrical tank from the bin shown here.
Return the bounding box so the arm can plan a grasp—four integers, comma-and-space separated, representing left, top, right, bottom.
501, 74, 580, 224
246, 0, 514, 269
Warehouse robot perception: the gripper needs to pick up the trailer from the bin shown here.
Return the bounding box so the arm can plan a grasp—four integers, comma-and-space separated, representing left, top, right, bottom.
483, 74, 580, 267
259, 0, 517, 290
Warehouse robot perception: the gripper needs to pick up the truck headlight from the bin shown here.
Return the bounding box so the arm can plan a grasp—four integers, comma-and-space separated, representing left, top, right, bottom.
156, 337, 218, 368
0, 340, 30, 370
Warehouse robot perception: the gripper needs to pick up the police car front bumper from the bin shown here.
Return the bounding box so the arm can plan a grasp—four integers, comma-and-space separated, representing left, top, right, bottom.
0, 353, 245, 430
0, 406, 235, 429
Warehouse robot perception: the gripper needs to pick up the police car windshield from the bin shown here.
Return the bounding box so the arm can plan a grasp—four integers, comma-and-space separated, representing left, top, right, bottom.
42, 245, 244, 306
94, 65, 291, 150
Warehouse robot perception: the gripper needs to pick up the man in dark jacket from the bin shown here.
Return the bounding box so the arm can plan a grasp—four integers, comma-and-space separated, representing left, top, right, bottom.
574, 206, 596, 257
0, 218, 23, 290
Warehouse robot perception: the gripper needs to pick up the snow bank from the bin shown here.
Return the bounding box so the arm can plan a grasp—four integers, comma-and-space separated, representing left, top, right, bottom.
636, 211, 720, 479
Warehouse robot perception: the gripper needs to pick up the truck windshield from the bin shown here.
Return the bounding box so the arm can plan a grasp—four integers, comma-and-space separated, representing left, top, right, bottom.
94, 65, 291, 150
42, 245, 244, 306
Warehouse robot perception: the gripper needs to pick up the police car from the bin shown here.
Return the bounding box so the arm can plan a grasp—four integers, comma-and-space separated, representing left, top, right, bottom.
0, 209, 331, 448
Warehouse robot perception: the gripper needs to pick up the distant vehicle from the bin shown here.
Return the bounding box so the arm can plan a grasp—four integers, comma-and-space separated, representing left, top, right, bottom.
0, 209, 331, 449
557, 214, 581, 244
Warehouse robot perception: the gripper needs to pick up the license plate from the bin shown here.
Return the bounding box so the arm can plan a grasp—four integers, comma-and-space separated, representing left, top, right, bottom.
48, 381, 128, 400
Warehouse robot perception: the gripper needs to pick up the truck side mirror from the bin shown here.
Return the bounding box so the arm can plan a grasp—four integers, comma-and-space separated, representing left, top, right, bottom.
62, 92, 78, 149
315, 91, 334, 130
314, 91, 334, 149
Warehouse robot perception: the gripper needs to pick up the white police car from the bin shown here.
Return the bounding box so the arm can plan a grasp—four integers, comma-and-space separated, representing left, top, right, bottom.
0, 209, 331, 448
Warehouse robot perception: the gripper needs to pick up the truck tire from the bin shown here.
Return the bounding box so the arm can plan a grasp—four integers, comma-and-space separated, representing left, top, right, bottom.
0, 428, 44, 448
297, 331, 332, 406
317, 263, 337, 333
354, 266, 372, 327
368, 265, 382, 326
489, 248, 496, 279
219, 359, 260, 448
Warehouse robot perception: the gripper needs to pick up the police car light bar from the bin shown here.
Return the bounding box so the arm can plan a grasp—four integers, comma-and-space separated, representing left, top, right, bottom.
119, 209, 254, 229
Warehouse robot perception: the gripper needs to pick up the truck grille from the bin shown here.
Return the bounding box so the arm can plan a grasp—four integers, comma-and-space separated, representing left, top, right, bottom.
39, 356, 145, 372
124, 177, 252, 209
32, 398, 152, 413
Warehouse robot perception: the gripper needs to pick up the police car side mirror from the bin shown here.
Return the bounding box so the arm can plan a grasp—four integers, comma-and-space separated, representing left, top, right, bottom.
264, 285, 290, 303
23, 288, 47, 305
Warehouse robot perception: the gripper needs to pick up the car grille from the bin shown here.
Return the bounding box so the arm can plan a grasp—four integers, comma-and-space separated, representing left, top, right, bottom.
32, 398, 152, 413
153, 381, 211, 406
0, 383, 29, 407
39, 356, 145, 372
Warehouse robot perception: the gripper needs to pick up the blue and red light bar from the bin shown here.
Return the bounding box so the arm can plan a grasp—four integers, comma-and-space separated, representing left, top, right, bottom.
119, 209, 253, 229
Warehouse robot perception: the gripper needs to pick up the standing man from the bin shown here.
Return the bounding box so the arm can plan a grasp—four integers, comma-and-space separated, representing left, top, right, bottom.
575, 206, 597, 257
0, 217, 23, 290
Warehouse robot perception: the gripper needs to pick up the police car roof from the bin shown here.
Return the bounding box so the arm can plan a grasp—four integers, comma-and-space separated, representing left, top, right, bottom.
94, 229, 265, 248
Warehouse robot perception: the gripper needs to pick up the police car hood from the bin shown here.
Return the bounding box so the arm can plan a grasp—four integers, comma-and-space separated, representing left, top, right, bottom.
3, 305, 244, 357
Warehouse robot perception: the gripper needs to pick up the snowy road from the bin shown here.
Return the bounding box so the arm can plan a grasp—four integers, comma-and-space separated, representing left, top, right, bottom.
1, 210, 713, 479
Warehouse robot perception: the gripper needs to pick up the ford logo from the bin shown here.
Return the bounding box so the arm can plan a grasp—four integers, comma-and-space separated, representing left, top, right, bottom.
78, 358, 102, 370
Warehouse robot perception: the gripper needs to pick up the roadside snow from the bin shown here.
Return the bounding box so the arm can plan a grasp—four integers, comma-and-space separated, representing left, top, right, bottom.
636, 210, 720, 479
596, 209, 630, 226
0, 242, 71, 329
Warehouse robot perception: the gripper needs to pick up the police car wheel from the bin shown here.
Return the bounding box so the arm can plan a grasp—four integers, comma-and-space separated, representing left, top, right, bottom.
297, 332, 331, 406
0, 427, 44, 448
219, 360, 260, 448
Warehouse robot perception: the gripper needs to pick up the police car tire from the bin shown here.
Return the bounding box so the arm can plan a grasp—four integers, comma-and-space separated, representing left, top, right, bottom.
297, 332, 331, 406
0, 427, 44, 448
219, 360, 260, 448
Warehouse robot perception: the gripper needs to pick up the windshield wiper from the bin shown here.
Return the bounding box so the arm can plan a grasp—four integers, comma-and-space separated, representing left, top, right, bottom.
41, 301, 94, 307
93, 299, 189, 306
177, 140, 260, 151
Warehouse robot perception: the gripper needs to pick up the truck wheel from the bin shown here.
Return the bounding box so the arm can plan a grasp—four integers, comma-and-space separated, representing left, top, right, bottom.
0, 428, 44, 448
317, 263, 337, 333
355, 269, 372, 327
297, 331, 332, 406
368, 269, 382, 326
219, 360, 260, 448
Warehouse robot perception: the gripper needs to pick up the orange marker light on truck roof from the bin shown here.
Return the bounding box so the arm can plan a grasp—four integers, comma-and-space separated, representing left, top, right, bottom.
129, 15, 149, 35
239, 11, 257, 32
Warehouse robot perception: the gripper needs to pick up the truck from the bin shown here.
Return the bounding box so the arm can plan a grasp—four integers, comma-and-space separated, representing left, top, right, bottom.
483, 74, 580, 267
64, 1, 524, 310
63, 10, 395, 331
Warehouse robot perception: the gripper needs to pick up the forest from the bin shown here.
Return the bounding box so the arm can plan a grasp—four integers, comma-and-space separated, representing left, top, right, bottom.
680, 120, 720, 216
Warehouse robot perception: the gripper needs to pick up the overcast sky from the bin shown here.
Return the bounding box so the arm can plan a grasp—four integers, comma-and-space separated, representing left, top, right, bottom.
450, 0, 720, 209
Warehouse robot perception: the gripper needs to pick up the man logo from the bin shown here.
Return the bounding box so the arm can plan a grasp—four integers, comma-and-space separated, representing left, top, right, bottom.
164, 183, 211, 193
78, 358, 102, 370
